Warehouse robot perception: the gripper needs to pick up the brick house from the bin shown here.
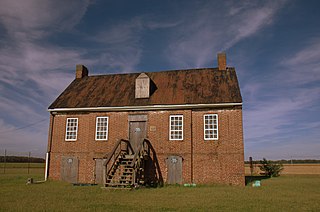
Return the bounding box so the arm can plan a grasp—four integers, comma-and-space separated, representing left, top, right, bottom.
47, 53, 244, 187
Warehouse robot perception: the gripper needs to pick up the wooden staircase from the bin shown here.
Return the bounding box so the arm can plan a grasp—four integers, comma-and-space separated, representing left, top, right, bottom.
103, 138, 162, 189
103, 139, 146, 188
105, 154, 135, 188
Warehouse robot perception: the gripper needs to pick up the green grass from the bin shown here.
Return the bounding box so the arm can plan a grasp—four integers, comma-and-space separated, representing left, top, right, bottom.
0, 163, 45, 174
0, 163, 45, 168
0, 174, 319, 211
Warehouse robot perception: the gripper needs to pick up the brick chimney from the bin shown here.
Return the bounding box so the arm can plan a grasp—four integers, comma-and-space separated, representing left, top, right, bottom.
217, 53, 227, 70
76, 64, 88, 79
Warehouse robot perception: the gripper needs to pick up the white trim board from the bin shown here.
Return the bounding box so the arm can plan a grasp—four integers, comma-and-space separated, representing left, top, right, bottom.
48, 103, 242, 113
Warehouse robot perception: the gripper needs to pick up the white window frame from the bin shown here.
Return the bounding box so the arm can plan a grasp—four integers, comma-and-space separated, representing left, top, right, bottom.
65, 118, 78, 141
204, 114, 218, 140
95, 116, 109, 141
169, 115, 183, 140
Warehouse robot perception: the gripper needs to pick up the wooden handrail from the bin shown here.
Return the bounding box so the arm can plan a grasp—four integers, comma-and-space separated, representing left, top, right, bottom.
104, 138, 163, 187
103, 139, 134, 184
129, 138, 154, 184
130, 138, 150, 167
103, 139, 133, 167
134, 138, 163, 186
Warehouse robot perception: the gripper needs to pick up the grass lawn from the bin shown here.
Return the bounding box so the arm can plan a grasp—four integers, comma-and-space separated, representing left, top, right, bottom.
0, 163, 45, 175
0, 173, 319, 211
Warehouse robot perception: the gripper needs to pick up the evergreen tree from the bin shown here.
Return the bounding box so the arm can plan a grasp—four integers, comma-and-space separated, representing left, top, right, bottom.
259, 158, 284, 177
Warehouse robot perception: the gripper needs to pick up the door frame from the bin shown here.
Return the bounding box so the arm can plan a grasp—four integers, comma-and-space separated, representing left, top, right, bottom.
128, 114, 148, 151
61, 156, 79, 183
94, 158, 107, 184
166, 155, 183, 184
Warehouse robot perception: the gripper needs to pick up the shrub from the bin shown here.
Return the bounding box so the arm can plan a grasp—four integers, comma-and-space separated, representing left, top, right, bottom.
259, 158, 284, 177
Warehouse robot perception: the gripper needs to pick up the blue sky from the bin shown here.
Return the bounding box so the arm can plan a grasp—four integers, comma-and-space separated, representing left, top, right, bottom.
0, 0, 319, 159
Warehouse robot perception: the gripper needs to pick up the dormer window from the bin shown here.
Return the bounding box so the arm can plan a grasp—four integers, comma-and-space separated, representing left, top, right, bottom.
135, 73, 150, 98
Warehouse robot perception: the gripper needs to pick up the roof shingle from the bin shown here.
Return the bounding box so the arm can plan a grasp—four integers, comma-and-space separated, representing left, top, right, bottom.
48, 67, 242, 109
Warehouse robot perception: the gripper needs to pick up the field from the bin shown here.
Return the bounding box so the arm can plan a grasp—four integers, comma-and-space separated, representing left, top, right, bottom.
0, 164, 320, 211
245, 164, 320, 175
0, 163, 45, 174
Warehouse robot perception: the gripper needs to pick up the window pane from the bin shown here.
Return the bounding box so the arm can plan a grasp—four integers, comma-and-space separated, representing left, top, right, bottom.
66, 118, 78, 141
204, 114, 218, 140
170, 115, 183, 140
96, 117, 108, 140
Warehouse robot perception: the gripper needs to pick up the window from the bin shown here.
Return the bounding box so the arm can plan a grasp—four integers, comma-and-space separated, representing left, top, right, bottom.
169, 115, 183, 140
95, 117, 108, 140
204, 114, 218, 140
65, 118, 78, 141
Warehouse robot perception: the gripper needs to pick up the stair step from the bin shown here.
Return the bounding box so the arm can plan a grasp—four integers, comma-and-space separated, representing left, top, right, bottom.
105, 148, 148, 189
119, 181, 132, 184
105, 182, 132, 187
102, 186, 132, 190
123, 155, 134, 159
121, 157, 134, 161
121, 165, 134, 169
120, 161, 133, 165
120, 176, 132, 179
122, 172, 133, 175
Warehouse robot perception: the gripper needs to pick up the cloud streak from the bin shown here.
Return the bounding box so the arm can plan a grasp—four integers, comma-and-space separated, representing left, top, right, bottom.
243, 37, 320, 159
0, 0, 91, 40
0, 0, 319, 161
165, 1, 288, 68
0, 0, 93, 155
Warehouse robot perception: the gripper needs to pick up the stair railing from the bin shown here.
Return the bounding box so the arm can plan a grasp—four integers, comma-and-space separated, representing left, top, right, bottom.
131, 138, 163, 186
130, 138, 152, 185
103, 139, 134, 185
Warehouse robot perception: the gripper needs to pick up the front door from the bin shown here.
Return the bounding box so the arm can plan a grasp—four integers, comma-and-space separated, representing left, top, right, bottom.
129, 121, 146, 152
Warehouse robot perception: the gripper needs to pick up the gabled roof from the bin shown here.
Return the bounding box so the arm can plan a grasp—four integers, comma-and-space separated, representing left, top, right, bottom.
48, 67, 242, 110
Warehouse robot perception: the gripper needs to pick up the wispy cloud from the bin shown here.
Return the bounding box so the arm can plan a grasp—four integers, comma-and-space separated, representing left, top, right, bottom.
91, 18, 144, 72
279, 38, 320, 85
0, 118, 48, 157
0, 30, 97, 126
224, 1, 287, 49
243, 37, 320, 159
244, 87, 319, 141
0, 0, 319, 161
0, 0, 91, 40
0, 0, 92, 155
94, 18, 143, 45
91, 16, 181, 72
166, 1, 288, 68
0, 0, 93, 90
246, 135, 320, 159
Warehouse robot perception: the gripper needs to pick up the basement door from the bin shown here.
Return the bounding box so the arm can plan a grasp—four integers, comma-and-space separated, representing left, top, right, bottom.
61, 156, 78, 183
167, 156, 183, 184
94, 158, 107, 184
129, 121, 146, 152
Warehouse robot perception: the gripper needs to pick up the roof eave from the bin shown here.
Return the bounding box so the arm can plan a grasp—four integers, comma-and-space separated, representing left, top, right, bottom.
48, 102, 243, 113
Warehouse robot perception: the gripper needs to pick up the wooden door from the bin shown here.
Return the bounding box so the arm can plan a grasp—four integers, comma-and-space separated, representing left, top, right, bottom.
61, 156, 78, 183
167, 156, 182, 184
129, 121, 146, 152
94, 158, 106, 184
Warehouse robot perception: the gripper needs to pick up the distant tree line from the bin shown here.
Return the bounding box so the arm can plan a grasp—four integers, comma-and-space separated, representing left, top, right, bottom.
245, 159, 320, 164
0, 156, 45, 163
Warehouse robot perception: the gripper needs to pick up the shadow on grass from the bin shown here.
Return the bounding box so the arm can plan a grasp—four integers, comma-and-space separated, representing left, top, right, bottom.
245, 175, 270, 185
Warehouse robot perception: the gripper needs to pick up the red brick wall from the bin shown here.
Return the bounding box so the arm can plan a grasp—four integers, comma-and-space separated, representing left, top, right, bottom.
48, 107, 244, 185
192, 109, 244, 185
